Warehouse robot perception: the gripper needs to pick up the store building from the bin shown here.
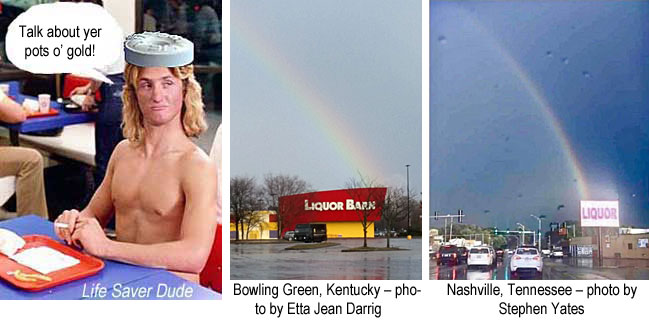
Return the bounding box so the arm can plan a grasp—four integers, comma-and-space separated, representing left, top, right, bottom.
277, 187, 387, 239
230, 210, 278, 240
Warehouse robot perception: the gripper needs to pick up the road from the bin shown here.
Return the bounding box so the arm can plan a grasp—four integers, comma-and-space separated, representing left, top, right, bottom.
430, 253, 648, 280
231, 238, 421, 280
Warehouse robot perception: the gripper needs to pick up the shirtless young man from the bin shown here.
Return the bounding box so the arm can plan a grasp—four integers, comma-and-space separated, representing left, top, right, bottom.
53, 61, 218, 282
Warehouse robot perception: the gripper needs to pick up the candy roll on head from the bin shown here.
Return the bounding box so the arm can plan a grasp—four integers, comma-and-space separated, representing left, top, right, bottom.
124, 32, 194, 67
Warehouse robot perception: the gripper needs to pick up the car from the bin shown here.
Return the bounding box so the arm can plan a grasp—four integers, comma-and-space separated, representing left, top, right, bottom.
435, 245, 467, 265
551, 247, 564, 258
294, 223, 327, 242
457, 246, 469, 264
283, 231, 295, 241
509, 247, 543, 279
467, 246, 496, 269
541, 248, 551, 257
496, 248, 505, 261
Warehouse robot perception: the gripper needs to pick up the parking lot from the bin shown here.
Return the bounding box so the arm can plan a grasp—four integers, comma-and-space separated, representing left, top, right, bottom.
231, 238, 421, 280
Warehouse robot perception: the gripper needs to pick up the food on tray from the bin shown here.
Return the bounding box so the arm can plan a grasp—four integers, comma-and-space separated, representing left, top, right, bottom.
0, 228, 25, 257
10, 246, 80, 274
9, 269, 52, 282
21, 98, 39, 114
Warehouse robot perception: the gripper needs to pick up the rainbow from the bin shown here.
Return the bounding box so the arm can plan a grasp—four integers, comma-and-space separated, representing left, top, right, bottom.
460, 9, 590, 200
231, 12, 388, 184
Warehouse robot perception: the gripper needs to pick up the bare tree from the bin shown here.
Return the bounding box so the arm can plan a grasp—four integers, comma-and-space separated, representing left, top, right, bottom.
346, 175, 387, 248
243, 210, 266, 240
230, 176, 260, 240
262, 174, 311, 238
382, 187, 408, 248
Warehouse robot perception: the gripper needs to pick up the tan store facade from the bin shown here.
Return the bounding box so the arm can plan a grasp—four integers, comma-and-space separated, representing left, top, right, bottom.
602, 233, 649, 259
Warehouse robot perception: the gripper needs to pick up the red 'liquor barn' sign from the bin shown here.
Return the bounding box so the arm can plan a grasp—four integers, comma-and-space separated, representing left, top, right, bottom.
278, 188, 387, 234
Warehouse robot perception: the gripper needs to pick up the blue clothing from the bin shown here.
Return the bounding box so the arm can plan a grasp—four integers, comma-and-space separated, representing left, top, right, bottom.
96, 74, 125, 125
94, 73, 125, 230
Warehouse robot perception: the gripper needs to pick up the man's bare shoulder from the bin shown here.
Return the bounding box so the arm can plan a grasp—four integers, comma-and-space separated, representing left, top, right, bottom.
179, 146, 216, 179
112, 139, 138, 160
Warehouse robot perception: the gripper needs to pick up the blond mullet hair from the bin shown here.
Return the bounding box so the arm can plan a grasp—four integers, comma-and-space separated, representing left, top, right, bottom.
122, 63, 207, 144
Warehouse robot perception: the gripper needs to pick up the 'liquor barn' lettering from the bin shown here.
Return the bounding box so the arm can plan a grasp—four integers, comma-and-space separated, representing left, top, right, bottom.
304, 199, 376, 211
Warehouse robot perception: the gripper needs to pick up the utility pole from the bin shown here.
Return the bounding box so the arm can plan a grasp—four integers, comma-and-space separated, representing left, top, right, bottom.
406, 164, 410, 234
598, 226, 603, 267
271, 192, 278, 239
449, 219, 453, 242
530, 214, 545, 252
517, 223, 526, 246
444, 218, 447, 243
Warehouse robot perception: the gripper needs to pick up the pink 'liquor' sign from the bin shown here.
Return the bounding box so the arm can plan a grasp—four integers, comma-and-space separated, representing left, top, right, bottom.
580, 200, 620, 227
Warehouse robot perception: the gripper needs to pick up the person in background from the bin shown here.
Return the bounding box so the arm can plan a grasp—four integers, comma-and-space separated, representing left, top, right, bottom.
0, 87, 48, 219
69, 69, 124, 195
193, 0, 221, 108
194, 0, 221, 64
165, 0, 188, 37
143, 5, 157, 32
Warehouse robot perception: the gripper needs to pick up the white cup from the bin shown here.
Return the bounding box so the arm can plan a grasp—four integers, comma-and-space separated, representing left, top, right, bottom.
0, 84, 9, 95
38, 94, 50, 113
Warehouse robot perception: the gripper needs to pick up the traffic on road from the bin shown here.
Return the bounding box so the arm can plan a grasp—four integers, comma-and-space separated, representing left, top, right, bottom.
430, 247, 648, 280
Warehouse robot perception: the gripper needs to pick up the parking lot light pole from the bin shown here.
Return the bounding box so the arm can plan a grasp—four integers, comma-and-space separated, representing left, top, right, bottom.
406, 164, 410, 234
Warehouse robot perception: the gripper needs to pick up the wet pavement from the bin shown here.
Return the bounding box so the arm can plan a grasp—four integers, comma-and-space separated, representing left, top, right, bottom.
231, 238, 421, 280
543, 257, 648, 280
430, 253, 648, 280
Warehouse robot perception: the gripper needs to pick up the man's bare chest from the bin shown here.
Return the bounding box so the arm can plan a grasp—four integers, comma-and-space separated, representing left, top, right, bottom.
111, 158, 185, 217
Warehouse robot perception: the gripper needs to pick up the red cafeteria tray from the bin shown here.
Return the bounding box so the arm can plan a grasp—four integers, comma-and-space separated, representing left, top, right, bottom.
26, 108, 59, 118
0, 235, 104, 292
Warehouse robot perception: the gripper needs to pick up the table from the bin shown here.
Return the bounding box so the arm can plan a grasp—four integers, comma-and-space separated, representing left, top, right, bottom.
0, 215, 220, 300
16, 123, 96, 166
0, 81, 96, 146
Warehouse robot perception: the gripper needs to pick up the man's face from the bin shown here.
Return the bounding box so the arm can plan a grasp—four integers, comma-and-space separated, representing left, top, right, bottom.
135, 67, 184, 127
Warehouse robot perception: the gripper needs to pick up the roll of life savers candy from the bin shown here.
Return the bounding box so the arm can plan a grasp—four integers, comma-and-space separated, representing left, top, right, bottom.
124, 32, 194, 67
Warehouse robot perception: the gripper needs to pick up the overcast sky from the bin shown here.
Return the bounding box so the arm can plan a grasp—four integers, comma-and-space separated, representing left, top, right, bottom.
231, 0, 422, 195
431, 1, 648, 230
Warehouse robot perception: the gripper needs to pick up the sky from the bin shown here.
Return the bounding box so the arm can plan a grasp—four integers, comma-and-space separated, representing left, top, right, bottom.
430, 1, 649, 230
231, 0, 422, 195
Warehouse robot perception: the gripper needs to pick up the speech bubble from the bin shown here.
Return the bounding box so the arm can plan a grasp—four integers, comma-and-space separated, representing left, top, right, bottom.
5, 2, 124, 84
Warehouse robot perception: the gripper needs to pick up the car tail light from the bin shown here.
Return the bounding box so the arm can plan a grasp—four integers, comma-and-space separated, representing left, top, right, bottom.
533, 256, 540, 261
514, 255, 521, 260
452, 253, 457, 258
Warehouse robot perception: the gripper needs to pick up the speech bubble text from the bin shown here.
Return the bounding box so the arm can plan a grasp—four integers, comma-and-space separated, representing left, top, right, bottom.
20, 25, 101, 60
5, 2, 124, 83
